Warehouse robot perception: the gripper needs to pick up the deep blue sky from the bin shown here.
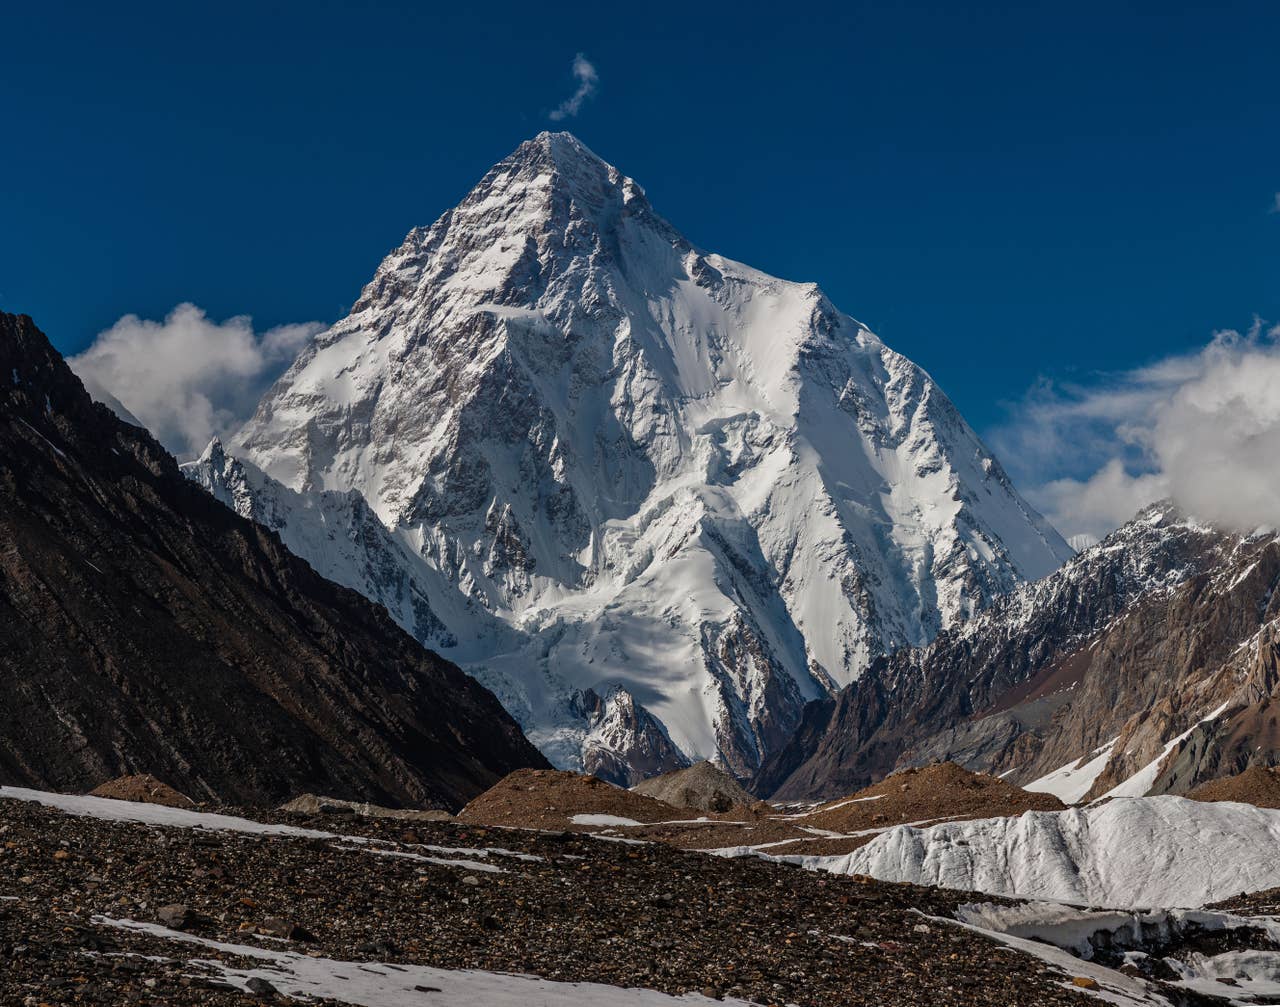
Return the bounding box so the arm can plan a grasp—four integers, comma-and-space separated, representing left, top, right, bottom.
3, 0, 1278, 452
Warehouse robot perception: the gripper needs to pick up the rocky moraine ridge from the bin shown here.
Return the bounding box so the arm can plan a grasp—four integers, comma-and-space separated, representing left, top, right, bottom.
5, 785, 1264, 1007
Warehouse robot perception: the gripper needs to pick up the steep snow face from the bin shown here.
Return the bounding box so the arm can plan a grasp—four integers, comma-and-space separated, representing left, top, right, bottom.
1023, 740, 1117, 804
211, 132, 1070, 779
827, 796, 1280, 908
182, 438, 497, 653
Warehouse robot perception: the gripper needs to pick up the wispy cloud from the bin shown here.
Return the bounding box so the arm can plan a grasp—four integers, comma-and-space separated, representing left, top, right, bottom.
549, 53, 598, 121
1271, 192, 1280, 213
69, 303, 323, 458
991, 320, 1280, 541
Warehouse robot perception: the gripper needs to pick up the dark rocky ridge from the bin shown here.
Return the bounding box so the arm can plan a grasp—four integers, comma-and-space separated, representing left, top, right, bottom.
0, 312, 548, 810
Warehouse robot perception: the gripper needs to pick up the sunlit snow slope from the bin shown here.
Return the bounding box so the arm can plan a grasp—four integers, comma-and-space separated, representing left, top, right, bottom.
189, 132, 1070, 781
827, 796, 1280, 908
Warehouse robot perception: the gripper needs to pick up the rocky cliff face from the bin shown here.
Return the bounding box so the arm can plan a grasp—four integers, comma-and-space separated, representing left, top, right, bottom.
757, 502, 1280, 802
184, 132, 1070, 782
0, 312, 547, 809
1014, 526, 1280, 801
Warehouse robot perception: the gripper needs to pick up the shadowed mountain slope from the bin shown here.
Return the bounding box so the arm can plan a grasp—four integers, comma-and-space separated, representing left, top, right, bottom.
0, 312, 547, 810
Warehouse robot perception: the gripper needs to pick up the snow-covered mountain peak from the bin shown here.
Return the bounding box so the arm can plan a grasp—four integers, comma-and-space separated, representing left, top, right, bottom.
513, 129, 639, 193
196, 435, 226, 468
208, 134, 1072, 782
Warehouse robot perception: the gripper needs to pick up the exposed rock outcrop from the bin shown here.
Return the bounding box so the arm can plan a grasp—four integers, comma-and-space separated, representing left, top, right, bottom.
754, 506, 1255, 801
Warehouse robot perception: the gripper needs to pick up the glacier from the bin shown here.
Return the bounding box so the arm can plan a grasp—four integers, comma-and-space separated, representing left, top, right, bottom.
824, 795, 1280, 908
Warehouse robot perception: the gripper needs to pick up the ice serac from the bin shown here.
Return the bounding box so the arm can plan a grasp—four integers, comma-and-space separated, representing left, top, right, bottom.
210, 132, 1071, 781
832, 796, 1280, 908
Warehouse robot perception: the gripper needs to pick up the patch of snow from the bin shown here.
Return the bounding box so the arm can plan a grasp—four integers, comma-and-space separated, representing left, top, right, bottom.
783, 794, 885, 818
706, 816, 958, 858
92, 916, 751, 1006
1025, 739, 1117, 804
416, 844, 543, 863
1100, 702, 1230, 800
642, 817, 729, 826
342, 844, 504, 874
1, 786, 333, 838
956, 902, 1280, 959
1164, 949, 1280, 1002
16, 417, 67, 458
569, 813, 644, 827
956, 903, 1280, 1006
922, 913, 1171, 1005
0, 787, 525, 873
1226, 561, 1260, 592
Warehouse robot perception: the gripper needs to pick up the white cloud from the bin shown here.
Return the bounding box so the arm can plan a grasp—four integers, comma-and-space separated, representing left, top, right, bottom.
69, 303, 322, 458
549, 53, 598, 121
1030, 460, 1169, 545
1272, 192, 1280, 214
992, 320, 1280, 541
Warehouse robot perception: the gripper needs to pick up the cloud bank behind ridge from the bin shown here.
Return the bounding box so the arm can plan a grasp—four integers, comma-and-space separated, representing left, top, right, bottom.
992, 320, 1280, 541
69, 303, 322, 458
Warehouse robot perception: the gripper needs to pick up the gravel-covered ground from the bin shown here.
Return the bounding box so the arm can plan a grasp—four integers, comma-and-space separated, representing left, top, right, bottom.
0, 791, 1113, 1007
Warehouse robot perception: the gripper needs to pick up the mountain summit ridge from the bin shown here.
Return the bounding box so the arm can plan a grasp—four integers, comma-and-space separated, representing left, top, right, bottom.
190, 133, 1072, 782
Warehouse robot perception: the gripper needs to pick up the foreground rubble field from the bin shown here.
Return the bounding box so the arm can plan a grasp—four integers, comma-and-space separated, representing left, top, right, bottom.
0, 789, 1104, 1007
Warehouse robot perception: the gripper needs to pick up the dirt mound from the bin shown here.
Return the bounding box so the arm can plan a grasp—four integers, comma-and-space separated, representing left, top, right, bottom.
458, 763, 1062, 857
798, 762, 1065, 833
1187, 765, 1280, 809
457, 769, 682, 831
630, 762, 1066, 858
279, 794, 453, 822
631, 761, 755, 813
89, 775, 195, 809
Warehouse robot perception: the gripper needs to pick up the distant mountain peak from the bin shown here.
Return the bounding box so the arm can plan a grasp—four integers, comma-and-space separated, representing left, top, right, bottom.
523, 129, 604, 162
